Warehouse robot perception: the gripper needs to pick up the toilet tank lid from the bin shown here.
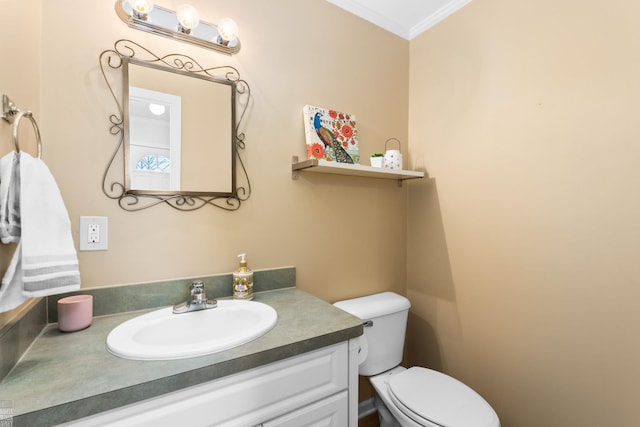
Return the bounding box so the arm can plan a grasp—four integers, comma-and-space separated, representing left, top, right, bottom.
333, 292, 410, 319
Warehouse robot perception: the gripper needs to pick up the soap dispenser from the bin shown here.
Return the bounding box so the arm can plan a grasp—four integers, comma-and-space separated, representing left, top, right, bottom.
233, 253, 254, 300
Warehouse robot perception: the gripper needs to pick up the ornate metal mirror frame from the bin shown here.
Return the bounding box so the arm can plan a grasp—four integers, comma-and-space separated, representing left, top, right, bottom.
99, 39, 251, 211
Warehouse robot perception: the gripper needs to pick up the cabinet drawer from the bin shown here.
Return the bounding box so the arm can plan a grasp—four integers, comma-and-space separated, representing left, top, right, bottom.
261, 391, 348, 427
63, 343, 348, 427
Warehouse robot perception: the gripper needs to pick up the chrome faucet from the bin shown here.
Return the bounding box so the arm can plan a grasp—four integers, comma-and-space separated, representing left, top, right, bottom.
172, 281, 217, 314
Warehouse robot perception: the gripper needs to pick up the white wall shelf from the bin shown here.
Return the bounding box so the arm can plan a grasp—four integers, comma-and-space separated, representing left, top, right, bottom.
291, 156, 424, 186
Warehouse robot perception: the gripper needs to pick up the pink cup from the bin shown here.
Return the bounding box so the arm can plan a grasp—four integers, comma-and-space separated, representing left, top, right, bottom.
58, 295, 93, 332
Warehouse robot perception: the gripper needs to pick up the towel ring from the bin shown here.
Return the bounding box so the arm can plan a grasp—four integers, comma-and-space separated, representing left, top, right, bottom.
12, 110, 42, 159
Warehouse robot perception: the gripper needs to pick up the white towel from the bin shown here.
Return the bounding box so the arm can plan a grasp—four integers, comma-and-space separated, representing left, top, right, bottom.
0, 152, 27, 311
0, 152, 80, 313
0, 152, 20, 244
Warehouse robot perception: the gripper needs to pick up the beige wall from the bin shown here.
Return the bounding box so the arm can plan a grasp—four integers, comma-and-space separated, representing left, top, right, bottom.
0, 0, 41, 326
0, 0, 409, 313
0, 0, 41, 199
407, 0, 640, 425
0, 0, 40, 145
7, 0, 636, 424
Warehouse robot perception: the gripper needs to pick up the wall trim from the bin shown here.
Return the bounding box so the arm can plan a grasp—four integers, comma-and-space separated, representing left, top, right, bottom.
358, 397, 377, 418
409, 0, 472, 38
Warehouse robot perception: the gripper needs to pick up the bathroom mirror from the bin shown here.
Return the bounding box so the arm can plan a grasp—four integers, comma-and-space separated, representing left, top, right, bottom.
99, 39, 251, 211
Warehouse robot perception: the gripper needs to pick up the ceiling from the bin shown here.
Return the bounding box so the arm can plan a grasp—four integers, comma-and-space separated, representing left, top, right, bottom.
326, 0, 471, 40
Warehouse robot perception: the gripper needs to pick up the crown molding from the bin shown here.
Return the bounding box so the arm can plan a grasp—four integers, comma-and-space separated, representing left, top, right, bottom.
409, 0, 472, 38
326, 0, 410, 39
327, 0, 472, 40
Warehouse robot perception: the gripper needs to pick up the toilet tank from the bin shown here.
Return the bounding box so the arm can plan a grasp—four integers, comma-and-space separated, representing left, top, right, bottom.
334, 292, 411, 376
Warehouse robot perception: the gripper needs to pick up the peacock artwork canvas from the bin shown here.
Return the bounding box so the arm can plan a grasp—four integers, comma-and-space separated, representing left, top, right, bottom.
303, 105, 360, 164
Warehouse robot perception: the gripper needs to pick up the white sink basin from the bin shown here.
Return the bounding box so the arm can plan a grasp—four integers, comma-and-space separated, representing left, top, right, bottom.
106, 300, 277, 360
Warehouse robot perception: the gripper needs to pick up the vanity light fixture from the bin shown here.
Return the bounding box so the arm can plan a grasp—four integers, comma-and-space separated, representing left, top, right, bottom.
115, 0, 241, 55
176, 4, 200, 34
127, 0, 153, 20
217, 17, 238, 46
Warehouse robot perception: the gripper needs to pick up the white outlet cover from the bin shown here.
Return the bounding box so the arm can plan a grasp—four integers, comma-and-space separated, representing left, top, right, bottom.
79, 216, 108, 251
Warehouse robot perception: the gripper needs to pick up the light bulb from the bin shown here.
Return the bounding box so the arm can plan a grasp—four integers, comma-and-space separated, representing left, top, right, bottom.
127, 0, 154, 19
149, 103, 166, 116
177, 4, 200, 34
217, 17, 238, 45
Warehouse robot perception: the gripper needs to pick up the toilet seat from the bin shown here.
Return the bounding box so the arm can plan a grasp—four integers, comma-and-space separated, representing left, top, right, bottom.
388, 367, 499, 427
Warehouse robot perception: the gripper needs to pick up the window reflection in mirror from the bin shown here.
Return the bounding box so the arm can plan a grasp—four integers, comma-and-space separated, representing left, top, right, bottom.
125, 60, 234, 194
128, 86, 181, 191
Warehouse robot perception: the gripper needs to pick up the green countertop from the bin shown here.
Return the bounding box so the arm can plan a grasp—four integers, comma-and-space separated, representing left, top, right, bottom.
0, 288, 363, 426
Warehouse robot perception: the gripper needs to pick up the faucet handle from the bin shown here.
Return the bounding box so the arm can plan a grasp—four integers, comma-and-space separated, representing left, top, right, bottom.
190, 280, 206, 303
190, 280, 205, 294
172, 280, 216, 314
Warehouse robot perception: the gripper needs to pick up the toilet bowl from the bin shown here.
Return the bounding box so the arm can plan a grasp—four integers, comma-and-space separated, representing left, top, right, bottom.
334, 292, 500, 427
370, 366, 499, 427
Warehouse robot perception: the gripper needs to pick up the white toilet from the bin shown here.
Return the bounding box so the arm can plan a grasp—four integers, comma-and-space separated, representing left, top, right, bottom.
334, 292, 500, 427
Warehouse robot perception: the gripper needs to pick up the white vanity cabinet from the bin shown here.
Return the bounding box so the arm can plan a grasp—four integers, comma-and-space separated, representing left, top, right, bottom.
63, 341, 358, 427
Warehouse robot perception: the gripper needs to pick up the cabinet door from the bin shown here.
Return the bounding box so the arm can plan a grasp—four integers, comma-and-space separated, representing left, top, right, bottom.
262, 391, 348, 427
61, 343, 348, 427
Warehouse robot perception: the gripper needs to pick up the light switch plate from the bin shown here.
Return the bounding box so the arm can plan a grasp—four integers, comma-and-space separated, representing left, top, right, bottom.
79, 216, 108, 251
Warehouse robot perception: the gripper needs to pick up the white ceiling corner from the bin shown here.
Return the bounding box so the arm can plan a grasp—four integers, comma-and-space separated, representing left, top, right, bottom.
326, 0, 472, 40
